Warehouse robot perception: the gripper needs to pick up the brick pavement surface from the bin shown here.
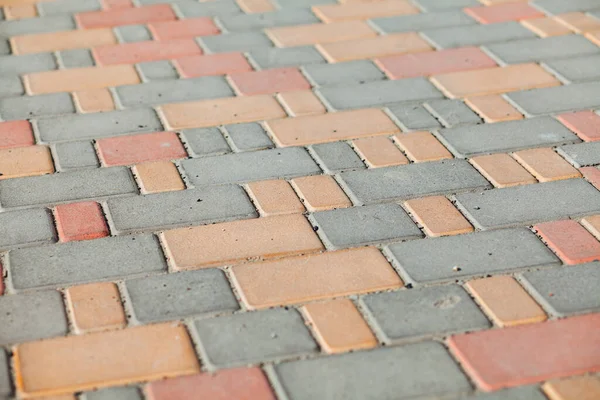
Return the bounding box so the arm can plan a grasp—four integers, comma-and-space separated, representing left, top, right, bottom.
0, 0, 599, 399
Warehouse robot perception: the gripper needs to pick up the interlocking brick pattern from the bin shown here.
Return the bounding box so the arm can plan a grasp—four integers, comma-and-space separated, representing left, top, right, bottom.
0, 0, 599, 398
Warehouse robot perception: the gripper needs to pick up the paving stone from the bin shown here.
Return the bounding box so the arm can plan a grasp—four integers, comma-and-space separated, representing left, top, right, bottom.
38, 0, 101, 15
464, 94, 523, 123
404, 196, 473, 237
225, 122, 273, 152
0, 167, 137, 208
276, 342, 471, 400
65, 282, 125, 333
0, 53, 56, 75
558, 142, 600, 167
423, 99, 482, 127
423, 21, 535, 48
107, 186, 256, 233
455, 179, 600, 229
76, 4, 177, 29
310, 141, 365, 173
292, 175, 351, 211
248, 46, 325, 69
229, 67, 310, 96
460, 386, 547, 400
0, 15, 75, 38
0, 76, 24, 98
413, 0, 478, 10
274, 0, 335, 8
543, 54, 600, 83
194, 308, 317, 367
0, 290, 68, 345
173, 0, 241, 17
136, 60, 178, 81
180, 127, 230, 156
363, 285, 489, 341
114, 25, 152, 43
485, 35, 599, 64
0, 39, 9, 55
311, 203, 422, 249
436, 117, 579, 157
126, 269, 239, 323
57, 49, 95, 69
508, 82, 600, 117
387, 228, 558, 284
371, 10, 475, 33
82, 387, 142, 400
317, 78, 443, 111
199, 32, 272, 53
0, 350, 10, 399
521, 262, 600, 317
181, 147, 320, 186
0, 208, 56, 250
53, 141, 99, 171
218, 8, 318, 32
9, 234, 167, 291
339, 159, 489, 205
0, 92, 75, 121
37, 108, 163, 142
302, 60, 385, 87
532, 0, 599, 15
386, 103, 443, 131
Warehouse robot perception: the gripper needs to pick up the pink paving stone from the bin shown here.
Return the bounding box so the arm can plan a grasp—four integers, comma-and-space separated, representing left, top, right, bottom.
173, 53, 253, 78
148, 18, 220, 41
76, 4, 176, 29
146, 367, 276, 400
54, 202, 110, 242
100, 0, 133, 10
581, 167, 600, 190
93, 39, 202, 66
535, 220, 600, 264
228, 67, 311, 95
464, 3, 543, 24
556, 111, 600, 142
96, 131, 187, 167
0, 120, 34, 149
375, 47, 497, 80
448, 313, 600, 391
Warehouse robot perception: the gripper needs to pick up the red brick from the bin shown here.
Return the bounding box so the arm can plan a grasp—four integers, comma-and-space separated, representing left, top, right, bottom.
448, 313, 600, 391
581, 167, 600, 190
534, 220, 600, 264
228, 67, 311, 96
54, 202, 109, 242
0, 120, 34, 149
149, 17, 220, 41
464, 3, 543, 24
76, 4, 176, 29
101, 0, 133, 10
146, 367, 276, 400
174, 53, 252, 78
376, 47, 497, 80
97, 132, 187, 167
93, 39, 201, 66
556, 111, 600, 142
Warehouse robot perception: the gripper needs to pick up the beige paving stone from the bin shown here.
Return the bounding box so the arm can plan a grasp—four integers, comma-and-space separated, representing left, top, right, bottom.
470, 153, 537, 188
291, 175, 352, 212
312, 1, 419, 23
513, 148, 582, 182
11, 29, 116, 55
266, 21, 377, 47
404, 196, 473, 237
65, 282, 126, 334
246, 179, 305, 216
133, 161, 185, 194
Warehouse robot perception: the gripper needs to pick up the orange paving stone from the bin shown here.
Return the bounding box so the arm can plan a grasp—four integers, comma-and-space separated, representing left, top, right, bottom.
101, 0, 134, 10
464, 3, 543, 24
4, 4, 36, 20
512, 148, 582, 182
266, 21, 377, 47
431, 64, 561, 98
14, 323, 200, 397
581, 167, 600, 190
231, 247, 403, 309
404, 196, 473, 237
76, 4, 177, 29
465, 276, 546, 327
556, 111, 600, 142
73, 88, 116, 113
276, 90, 326, 117
521, 17, 572, 37
24, 65, 140, 95
290, 175, 352, 211
470, 153, 537, 188
174, 53, 252, 78
236, 0, 275, 14
148, 18, 220, 41
54, 201, 110, 242
0, 146, 54, 180
543, 375, 600, 400
146, 367, 276, 400
10, 29, 116, 55
352, 136, 409, 168
465, 95, 524, 123
93, 39, 202, 66
376, 47, 497, 80
479, 0, 530, 4
246, 179, 305, 216
228, 67, 311, 96
266, 109, 400, 147
448, 313, 600, 391
133, 161, 185, 194
0, 120, 34, 149
161, 214, 324, 270
586, 31, 600, 46
65, 282, 126, 333
39, 395, 76, 400
554, 12, 600, 34
316, 32, 432, 63
159, 95, 287, 130
581, 215, 600, 240
393, 131, 453, 163
97, 132, 187, 167
312, 0, 419, 23
534, 220, 600, 264
302, 298, 377, 354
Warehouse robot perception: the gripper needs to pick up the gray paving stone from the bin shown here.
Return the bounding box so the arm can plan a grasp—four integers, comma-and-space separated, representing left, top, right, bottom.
38, 0, 100, 15
9, 234, 167, 291
0, 77, 24, 98
532, 0, 599, 14
0, 53, 57, 75
310, 142, 365, 173
37, 108, 163, 142
339, 159, 489, 205
506, 82, 600, 117
543, 54, 600, 83
372, 10, 475, 34
0, 350, 10, 399
199, 32, 272, 53
107, 186, 257, 234
317, 78, 443, 111
423, 21, 535, 48
114, 25, 151, 43
225, 122, 273, 152
57, 49, 94, 68
81, 387, 142, 400
276, 342, 471, 400
0, 92, 75, 121
436, 117, 579, 157
386, 103, 443, 131
521, 262, 600, 317
248, 46, 325, 69
558, 142, 600, 167
455, 386, 546, 400
173, 0, 241, 17
424, 99, 482, 127
0, 167, 137, 208
0, 8, 3, 21
0, 209, 56, 251
413, 0, 478, 10
53, 141, 99, 171
218, 8, 318, 32
387, 228, 559, 284
0, 290, 68, 345
126, 269, 239, 323
484, 35, 599, 64
180, 127, 231, 157
194, 308, 317, 367
274, 0, 335, 7
311, 204, 422, 249
302, 60, 385, 87
0, 39, 9, 55
455, 179, 600, 229
363, 285, 489, 341
0, 15, 75, 38
136, 60, 178, 81
182, 147, 321, 185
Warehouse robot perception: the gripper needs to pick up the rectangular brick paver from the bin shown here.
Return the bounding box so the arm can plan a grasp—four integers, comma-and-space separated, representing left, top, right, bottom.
513, 148, 581, 182
174, 53, 252, 78
290, 175, 351, 212
543, 376, 600, 400
266, 21, 376, 47
535, 220, 600, 264
54, 201, 109, 242
93, 39, 202, 66
0, 120, 34, 149
352, 136, 408, 168
148, 17, 219, 41
96, 131, 187, 167
76, 4, 176, 28
228, 67, 310, 95
11, 28, 116, 54
133, 161, 184, 194
506, 82, 600, 117
465, 94, 523, 123
404, 196, 473, 237
557, 111, 600, 142
312, 0, 418, 22
65, 282, 126, 333
276, 90, 326, 117
0, 145, 54, 180
470, 153, 537, 188
246, 179, 305, 216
